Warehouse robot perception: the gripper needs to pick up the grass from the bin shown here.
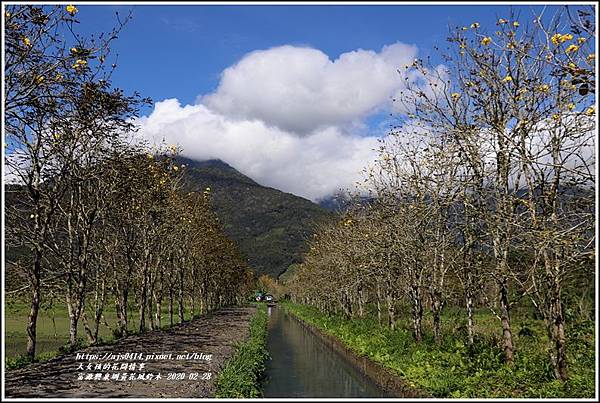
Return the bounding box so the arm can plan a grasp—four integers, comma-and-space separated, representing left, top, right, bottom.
282, 302, 595, 398
215, 303, 269, 398
4, 297, 199, 363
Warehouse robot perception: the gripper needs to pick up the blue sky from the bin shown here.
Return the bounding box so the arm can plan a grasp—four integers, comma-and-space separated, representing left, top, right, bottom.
45, 3, 582, 200
77, 3, 552, 109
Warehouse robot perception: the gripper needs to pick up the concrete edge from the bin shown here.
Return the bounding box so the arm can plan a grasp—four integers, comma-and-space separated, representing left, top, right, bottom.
284, 307, 431, 398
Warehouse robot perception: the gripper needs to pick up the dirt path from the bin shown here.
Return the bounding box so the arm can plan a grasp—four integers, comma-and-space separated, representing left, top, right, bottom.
4, 306, 255, 398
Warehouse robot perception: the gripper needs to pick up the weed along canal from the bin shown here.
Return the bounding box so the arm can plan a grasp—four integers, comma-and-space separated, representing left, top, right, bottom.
262, 306, 388, 398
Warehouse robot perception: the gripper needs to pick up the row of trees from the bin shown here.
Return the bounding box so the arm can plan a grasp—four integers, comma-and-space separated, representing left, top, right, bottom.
5, 5, 254, 360
287, 8, 595, 382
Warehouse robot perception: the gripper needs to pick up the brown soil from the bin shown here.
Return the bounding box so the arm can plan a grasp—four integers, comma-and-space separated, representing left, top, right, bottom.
4, 306, 256, 398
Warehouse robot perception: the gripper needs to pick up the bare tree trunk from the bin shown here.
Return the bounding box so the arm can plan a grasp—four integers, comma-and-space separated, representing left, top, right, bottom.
410, 285, 423, 342
544, 267, 568, 381
412, 298, 423, 343
431, 293, 442, 344
93, 274, 106, 342
67, 295, 80, 348
154, 284, 162, 329
82, 311, 96, 344
26, 252, 42, 360
385, 293, 396, 330
169, 286, 174, 326
466, 287, 475, 345
178, 266, 185, 323
376, 281, 382, 326
357, 286, 365, 318
139, 274, 147, 333
553, 311, 568, 381
499, 278, 514, 364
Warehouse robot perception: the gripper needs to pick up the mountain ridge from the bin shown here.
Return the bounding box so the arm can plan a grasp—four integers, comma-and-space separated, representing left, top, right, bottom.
178, 157, 333, 278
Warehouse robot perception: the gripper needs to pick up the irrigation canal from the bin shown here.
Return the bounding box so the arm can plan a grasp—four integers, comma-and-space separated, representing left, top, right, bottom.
262, 305, 389, 398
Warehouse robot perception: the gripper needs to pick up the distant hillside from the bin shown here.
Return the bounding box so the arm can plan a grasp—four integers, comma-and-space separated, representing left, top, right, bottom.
178, 157, 333, 278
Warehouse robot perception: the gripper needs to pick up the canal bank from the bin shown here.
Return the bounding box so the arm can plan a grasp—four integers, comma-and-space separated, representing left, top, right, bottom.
262, 304, 426, 398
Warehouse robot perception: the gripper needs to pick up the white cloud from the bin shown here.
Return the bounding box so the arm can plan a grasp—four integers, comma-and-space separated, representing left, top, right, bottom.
138, 42, 422, 201
138, 99, 379, 201
201, 43, 418, 134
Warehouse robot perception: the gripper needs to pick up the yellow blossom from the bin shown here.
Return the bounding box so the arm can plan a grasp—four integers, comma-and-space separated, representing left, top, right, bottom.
451, 92, 461, 100
560, 33, 573, 42
481, 36, 492, 46
35, 75, 45, 84
461, 26, 468, 31
146, 153, 154, 159
568, 62, 576, 69
173, 165, 179, 171
507, 42, 515, 50
584, 106, 595, 116
5, 11, 11, 18
587, 53, 595, 62
577, 37, 586, 44
539, 84, 550, 93
566, 103, 575, 111
551, 33, 562, 46
551, 114, 560, 120
72, 59, 87, 69
565, 44, 579, 54
22, 37, 31, 47
66, 5, 78, 16
513, 21, 520, 28
502, 75, 513, 82
498, 18, 508, 24
471, 22, 480, 29
205, 187, 211, 191
53, 133, 60, 140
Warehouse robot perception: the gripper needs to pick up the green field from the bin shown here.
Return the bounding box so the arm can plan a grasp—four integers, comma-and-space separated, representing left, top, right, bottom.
5, 298, 197, 359
283, 302, 595, 398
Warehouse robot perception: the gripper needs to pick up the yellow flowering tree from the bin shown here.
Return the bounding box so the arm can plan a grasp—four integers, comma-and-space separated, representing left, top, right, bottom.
396, 7, 595, 379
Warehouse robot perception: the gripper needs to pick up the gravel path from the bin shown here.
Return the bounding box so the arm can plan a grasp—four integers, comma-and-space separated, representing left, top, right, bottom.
4, 306, 255, 398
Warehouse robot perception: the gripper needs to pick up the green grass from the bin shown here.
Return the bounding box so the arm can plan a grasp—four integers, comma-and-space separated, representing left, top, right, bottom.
283, 302, 595, 398
215, 303, 269, 398
4, 297, 199, 360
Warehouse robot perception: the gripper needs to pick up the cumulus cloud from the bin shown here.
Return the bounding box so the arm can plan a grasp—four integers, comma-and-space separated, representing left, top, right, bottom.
138, 99, 379, 201
201, 43, 418, 134
138, 42, 422, 201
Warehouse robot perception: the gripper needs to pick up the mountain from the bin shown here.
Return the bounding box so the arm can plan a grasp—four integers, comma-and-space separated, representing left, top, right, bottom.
178, 157, 333, 279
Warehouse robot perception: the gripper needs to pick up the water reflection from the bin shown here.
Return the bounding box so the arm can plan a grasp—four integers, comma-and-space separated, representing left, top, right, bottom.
263, 307, 387, 398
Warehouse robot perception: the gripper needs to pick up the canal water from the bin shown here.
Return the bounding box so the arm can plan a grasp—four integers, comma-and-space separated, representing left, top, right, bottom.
262, 306, 388, 398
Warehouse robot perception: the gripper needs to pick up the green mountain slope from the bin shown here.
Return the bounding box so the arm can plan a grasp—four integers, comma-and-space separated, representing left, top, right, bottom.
178, 157, 332, 278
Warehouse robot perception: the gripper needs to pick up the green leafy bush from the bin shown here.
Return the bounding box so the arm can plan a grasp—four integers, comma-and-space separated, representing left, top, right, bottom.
215, 304, 270, 398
